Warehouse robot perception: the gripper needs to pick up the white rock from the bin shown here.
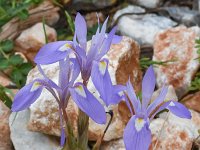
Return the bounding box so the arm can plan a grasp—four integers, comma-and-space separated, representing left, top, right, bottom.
129, 0, 163, 8
113, 5, 177, 45
9, 109, 60, 150
15, 23, 57, 61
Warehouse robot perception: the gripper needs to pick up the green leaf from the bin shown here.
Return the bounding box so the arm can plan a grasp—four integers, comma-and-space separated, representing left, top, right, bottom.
0, 58, 10, 69
0, 85, 12, 109
18, 63, 32, 75
65, 11, 75, 34
17, 9, 29, 20
0, 40, 13, 53
10, 68, 23, 88
9, 55, 24, 65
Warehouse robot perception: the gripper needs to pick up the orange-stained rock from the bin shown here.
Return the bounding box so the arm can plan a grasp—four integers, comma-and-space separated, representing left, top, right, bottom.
182, 91, 200, 113
0, 72, 12, 87
108, 36, 142, 92
0, 101, 12, 150
15, 23, 57, 62
27, 36, 141, 141
149, 110, 200, 150
153, 26, 200, 98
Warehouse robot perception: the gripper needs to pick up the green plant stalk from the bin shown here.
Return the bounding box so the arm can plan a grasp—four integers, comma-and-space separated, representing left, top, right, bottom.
64, 11, 75, 34
77, 109, 89, 150
0, 47, 9, 59
77, 80, 89, 150
0, 85, 12, 108
92, 111, 113, 150
42, 17, 48, 44
62, 107, 77, 150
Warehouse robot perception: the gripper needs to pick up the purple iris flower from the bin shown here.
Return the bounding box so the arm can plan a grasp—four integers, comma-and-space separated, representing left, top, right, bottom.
91, 58, 125, 106
11, 55, 80, 146
34, 13, 121, 83
73, 13, 121, 82
123, 66, 191, 150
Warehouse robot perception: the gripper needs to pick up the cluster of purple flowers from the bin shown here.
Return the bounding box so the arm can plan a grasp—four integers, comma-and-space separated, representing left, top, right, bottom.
11, 13, 191, 150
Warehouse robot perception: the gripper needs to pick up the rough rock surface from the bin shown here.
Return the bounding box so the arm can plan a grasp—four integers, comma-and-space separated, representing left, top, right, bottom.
0, 101, 12, 150
182, 91, 200, 113
72, 0, 117, 10
128, 0, 163, 8
153, 26, 200, 98
26, 36, 142, 141
163, 7, 200, 26
9, 109, 60, 150
113, 5, 177, 45
101, 110, 200, 150
15, 23, 57, 61
0, 72, 12, 87
100, 138, 125, 150
150, 110, 200, 150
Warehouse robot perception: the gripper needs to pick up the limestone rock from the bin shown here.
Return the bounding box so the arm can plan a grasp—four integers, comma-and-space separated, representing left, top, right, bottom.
100, 138, 125, 150
0, 101, 12, 150
128, 0, 163, 8
149, 110, 200, 150
15, 23, 57, 61
27, 36, 142, 141
9, 109, 60, 150
163, 7, 200, 26
72, 0, 117, 11
153, 26, 200, 98
0, 72, 12, 87
182, 91, 200, 113
113, 5, 177, 46
107, 36, 142, 92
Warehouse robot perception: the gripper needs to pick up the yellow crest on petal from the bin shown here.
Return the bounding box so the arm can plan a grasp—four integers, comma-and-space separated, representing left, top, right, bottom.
30, 81, 41, 92
75, 84, 87, 98
135, 118, 145, 132
59, 43, 72, 52
99, 60, 107, 75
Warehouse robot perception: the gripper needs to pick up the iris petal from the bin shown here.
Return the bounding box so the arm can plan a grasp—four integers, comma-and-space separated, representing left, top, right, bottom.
75, 13, 87, 49
112, 35, 122, 44
142, 65, 156, 110
34, 41, 72, 65
123, 116, 151, 150
167, 101, 191, 119
11, 80, 43, 111
126, 79, 141, 114
69, 83, 106, 124
147, 86, 168, 116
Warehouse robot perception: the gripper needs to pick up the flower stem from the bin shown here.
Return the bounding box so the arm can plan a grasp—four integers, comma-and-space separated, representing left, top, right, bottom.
92, 110, 113, 150
62, 106, 77, 150
77, 80, 89, 150
77, 109, 89, 150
